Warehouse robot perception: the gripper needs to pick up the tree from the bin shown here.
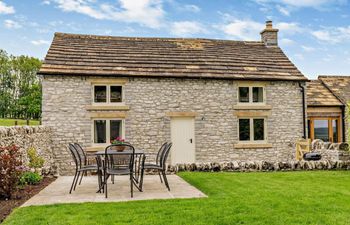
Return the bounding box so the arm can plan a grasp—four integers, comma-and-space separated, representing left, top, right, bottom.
0, 49, 42, 119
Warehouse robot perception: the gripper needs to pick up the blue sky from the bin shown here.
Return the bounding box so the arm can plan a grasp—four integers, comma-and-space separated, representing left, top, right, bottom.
0, 0, 350, 79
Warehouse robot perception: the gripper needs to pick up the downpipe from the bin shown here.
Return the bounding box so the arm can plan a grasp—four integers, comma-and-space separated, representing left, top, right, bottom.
299, 82, 307, 139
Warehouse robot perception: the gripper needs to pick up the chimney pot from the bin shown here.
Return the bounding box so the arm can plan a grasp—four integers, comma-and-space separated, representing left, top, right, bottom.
266, 20, 273, 29
260, 20, 278, 47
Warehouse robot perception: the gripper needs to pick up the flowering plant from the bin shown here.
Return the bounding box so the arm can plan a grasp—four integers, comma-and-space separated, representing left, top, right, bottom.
111, 136, 126, 145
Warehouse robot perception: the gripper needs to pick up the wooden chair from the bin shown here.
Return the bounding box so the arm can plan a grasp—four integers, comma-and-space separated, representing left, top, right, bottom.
296, 139, 311, 160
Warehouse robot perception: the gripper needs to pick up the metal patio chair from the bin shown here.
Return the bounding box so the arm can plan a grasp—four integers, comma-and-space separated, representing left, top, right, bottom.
68, 143, 99, 194
140, 142, 172, 191
103, 144, 136, 198
74, 143, 97, 185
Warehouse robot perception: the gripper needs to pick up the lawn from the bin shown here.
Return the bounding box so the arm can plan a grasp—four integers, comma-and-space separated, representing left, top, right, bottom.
3, 171, 350, 225
0, 118, 40, 126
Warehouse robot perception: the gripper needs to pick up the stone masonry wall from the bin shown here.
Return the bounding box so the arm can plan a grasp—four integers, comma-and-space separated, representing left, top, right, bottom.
42, 75, 304, 175
0, 126, 55, 175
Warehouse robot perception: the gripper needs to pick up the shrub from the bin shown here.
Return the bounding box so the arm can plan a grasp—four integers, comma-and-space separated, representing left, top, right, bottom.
19, 171, 42, 185
0, 145, 23, 199
27, 147, 44, 170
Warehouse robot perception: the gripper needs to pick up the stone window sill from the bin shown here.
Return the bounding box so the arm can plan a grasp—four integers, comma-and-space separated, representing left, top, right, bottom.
86, 105, 130, 111
234, 143, 273, 149
233, 105, 272, 110
85, 146, 107, 152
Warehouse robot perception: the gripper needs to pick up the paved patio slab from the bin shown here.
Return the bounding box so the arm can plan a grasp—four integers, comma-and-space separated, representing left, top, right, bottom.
22, 175, 206, 207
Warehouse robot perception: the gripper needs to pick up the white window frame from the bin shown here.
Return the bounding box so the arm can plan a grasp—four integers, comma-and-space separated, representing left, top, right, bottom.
91, 118, 125, 146
238, 85, 266, 105
92, 84, 125, 105
238, 117, 267, 143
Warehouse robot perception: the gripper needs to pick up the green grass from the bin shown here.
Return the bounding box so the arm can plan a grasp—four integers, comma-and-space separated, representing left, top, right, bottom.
4, 171, 350, 225
0, 118, 40, 126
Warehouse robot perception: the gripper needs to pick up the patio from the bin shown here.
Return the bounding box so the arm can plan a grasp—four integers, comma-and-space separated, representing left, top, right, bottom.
22, 175, 207, 207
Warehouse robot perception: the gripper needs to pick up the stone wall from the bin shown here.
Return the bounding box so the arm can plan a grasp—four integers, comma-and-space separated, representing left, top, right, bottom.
0, 126, 55, 175
168, 160, 350, 173
42, 75, 305, 175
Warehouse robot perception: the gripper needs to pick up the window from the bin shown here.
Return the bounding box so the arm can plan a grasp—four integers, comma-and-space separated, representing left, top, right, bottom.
238, 118, 266, 142
93, 119, 123, 144
314, 120, 329, 142
308, 117, 341, 143
238, 86, 265, 103
93, 85, 123, 104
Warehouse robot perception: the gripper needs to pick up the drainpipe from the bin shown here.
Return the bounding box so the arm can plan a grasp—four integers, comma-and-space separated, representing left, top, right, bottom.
341, 105, 346, 142
299, 82, 307, 139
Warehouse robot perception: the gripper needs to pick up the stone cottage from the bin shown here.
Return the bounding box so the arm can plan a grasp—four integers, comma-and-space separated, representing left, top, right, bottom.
307, 76, 350, 143
39, 21, 308, 175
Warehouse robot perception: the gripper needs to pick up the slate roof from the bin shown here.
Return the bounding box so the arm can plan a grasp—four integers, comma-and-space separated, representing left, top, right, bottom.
38, 32, 307, 81
319, 76, 350, 105
307, 80, 343, 106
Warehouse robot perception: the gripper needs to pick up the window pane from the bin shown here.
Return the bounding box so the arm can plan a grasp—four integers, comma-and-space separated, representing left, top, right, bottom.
254, 119, 265, 140
239, 119, 250, 141
110, 120, 122, 142
332, 119, 338, 143
94, 120, 106, 143
253, 87, 264, 102
110, 86, 122, 102
239, 87, 249, 103
314, 120, 329, 142
94, 86, 107, 103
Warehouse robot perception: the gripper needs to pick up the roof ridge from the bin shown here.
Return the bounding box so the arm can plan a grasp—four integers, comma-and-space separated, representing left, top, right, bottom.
318, 75, 350, 79
53, 32, 264, 44
318, 78, 346, 105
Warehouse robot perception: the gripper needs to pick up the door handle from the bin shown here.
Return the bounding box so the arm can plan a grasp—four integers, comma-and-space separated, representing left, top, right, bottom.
190, 139, 193, 143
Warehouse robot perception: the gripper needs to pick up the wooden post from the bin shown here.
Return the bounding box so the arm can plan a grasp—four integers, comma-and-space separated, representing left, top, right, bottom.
15, 120, 18, 126
26, 119, 30, 125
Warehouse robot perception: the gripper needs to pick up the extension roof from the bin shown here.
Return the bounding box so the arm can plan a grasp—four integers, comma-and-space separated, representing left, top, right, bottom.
307, 80, 343, 107
319, 76, 350, 105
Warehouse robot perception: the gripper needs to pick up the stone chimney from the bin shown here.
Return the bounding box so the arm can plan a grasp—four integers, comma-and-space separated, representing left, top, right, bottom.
260, 21, 279, 47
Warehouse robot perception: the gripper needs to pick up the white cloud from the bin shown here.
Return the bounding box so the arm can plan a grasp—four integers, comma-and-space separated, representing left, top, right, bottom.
294, 53, 304, 60
219, 19, 264, 40
276, 22, 303, 34
31, 40, 51, 46
302, 45, 316, 52
255, 0, 345, 8
4, 19, 21, 29
49, 0, 165, 29
280, 38, 295, 46
311, 26, 350, 43
171, 21, 207, 36
42, 0, 51, 5
182, 4, 200, 13
0, 1, 15, 14
276, 5, 290, 16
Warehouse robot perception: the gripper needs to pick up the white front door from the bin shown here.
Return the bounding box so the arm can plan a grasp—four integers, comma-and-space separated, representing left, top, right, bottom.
170, 117, 195, 164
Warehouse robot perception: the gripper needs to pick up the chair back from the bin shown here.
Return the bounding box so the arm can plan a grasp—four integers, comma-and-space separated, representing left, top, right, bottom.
105, 144, 135, 171
160, 143, 172, 169
68, 143, 81, 169
156, 142, 168, 165
74, 143, 87, 165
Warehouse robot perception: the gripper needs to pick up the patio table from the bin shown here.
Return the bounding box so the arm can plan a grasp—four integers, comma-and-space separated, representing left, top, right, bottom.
95, 149, 145, 193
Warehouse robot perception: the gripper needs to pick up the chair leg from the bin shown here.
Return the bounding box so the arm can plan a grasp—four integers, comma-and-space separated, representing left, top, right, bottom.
104, 173, 108, 198
112, 175, 114, 184
130, 174, 133, 198
158, 171, 163, 183
79, 171, 85, 185
74, 171, 81, 191
69, 171, 78, 194
139, 169, 145, 191
162, 171, 170, 191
